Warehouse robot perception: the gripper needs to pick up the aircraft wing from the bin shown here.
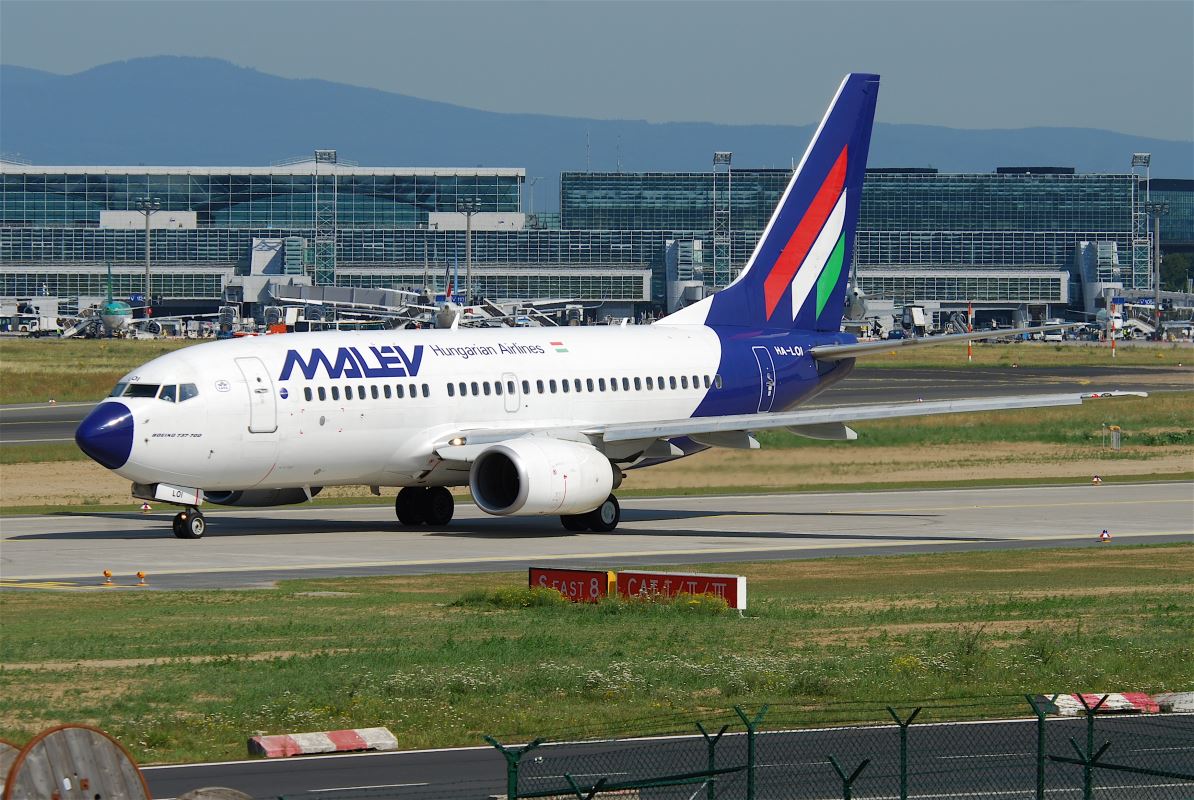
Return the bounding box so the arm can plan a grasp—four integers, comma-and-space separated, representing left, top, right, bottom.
591, 391, 1143, 444
433, 391, 1144, 461
811, 322, 1079, 361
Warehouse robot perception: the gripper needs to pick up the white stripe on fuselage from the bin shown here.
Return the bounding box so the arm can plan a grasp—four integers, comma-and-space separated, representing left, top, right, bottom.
105, 325, 724, 491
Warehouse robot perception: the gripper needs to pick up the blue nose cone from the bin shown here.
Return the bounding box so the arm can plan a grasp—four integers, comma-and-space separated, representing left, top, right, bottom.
75, 402, 134, 469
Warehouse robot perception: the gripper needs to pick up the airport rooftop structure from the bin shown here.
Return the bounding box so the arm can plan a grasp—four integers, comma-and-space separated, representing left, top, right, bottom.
2, 155, 1182, 320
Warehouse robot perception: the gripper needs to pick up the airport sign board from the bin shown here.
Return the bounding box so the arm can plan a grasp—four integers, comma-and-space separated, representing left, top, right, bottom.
616, 570, 747, 609
529, 567, 615, 603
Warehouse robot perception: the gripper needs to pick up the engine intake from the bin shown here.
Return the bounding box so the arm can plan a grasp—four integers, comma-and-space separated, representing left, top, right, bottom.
470, 438, 613, 516
204, 487, 321, 507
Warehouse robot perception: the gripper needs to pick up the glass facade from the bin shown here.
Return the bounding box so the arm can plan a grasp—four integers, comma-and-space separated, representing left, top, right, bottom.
1147, 180, 1194, 247
561, 170, 790, 231
0, 165, 522, 228
562, 167, 1152, 292
0, 159, 1157, 307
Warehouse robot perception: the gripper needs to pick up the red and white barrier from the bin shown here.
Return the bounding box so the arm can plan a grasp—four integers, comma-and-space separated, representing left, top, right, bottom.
1042, 693, 1159, 716
248, 727, 398, 758
1155, 692, 1194, 713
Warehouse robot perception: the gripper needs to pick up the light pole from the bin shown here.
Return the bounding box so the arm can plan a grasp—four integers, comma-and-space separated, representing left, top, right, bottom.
457, 198, 480, 303
136, 196, 161, 317
526, 176, 542, 225
1144, 201, 1170, 337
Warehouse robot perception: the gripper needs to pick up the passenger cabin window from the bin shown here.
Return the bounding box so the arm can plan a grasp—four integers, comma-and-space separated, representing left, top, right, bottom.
549, 379, 558, 393
397, 385, 406, 399
109, 382, 128, 397
522, 380, 531, 394
422, 384, 430, 398
159, 385, 177, 402
645, 377, 654, 390
598, 378, 606, 391
125, 383, 160, 398
536, 379, 545, 394
483, 382, 492, 396
371, 386, 379, 400
680, 376, 688, 389
714, 374, 724, 389
609, 378, 617, 392
471, 382, 479, 396
703, 375, 711, 388
574, 379, 583, 392
562, 379, 570, 393
622, 377, 631, 391
384, 385, 392, 399
304, 387, 313, 401
634, 377, 642, 391
586, 378, 594, 392
179, 383, 199, 401
357, 386, 366, 400
318, 387, 327, 401
447, 383, 455, 397
507, 380, 516, 395
344, 386, 352, 401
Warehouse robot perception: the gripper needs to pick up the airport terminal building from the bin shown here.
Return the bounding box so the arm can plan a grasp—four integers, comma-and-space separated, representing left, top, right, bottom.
1, 154, 1179, 325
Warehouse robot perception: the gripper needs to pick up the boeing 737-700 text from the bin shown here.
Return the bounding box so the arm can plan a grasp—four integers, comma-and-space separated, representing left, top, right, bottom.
75, 74, 1138, 538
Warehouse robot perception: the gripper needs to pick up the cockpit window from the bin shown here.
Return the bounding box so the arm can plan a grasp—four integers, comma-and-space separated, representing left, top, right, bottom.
179, 383, 199, 402
159, 385, 178, 403
124, 383, 160, 398
109, 382, 128, 397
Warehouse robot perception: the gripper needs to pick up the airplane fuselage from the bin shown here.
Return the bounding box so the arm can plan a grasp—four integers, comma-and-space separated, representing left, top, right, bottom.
84, 325, 854, 493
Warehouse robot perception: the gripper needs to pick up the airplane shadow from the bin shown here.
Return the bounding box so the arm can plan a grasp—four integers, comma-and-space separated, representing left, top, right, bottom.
14, 507, 981, 542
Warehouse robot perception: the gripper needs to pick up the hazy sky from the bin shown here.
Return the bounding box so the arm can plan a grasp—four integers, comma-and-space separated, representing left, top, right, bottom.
2, 0, 1192, 140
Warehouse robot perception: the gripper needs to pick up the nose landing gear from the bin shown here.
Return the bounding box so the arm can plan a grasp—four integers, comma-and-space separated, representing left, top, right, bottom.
172, 507, 206, 539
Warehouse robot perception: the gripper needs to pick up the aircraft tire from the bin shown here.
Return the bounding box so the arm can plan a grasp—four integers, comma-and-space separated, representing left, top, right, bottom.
395, 487, 427, 526
560, 514, 589, 532
425, 487, 455, 526
172, 513, 187, 539
175, 508, 206, 539
587, 495, 621, 533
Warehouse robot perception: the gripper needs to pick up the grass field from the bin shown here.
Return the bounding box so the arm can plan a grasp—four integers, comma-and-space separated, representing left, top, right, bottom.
1, 544, 1191, 763
1, 337, 1189, 404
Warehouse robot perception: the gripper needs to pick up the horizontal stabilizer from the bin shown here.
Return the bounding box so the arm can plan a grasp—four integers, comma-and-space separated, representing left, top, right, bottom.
811, 322, 1080, 361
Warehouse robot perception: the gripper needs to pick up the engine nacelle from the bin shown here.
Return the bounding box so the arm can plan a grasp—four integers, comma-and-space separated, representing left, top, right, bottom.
204, 487, 321, 507
470, 438, 613, 516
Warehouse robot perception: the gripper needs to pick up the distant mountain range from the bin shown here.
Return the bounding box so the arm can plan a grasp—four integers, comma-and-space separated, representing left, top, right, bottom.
2, 57, 1190, 210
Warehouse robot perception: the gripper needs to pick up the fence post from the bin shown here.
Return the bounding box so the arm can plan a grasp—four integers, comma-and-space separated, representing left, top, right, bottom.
696, 721, 729, 800
484, 735, 544, 800
886, 706, 921, 800
1073, 694, 1110, 800
734, 704, 769, 800
1025, 694, 1059, 800
827, 754, 870, 800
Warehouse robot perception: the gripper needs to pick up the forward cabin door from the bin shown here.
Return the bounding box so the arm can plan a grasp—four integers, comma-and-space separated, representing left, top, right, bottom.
752, 346, 777, 413
235, 356, 278, 433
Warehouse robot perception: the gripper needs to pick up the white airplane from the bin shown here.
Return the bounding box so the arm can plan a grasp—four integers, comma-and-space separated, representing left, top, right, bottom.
75, 74, 1138, 539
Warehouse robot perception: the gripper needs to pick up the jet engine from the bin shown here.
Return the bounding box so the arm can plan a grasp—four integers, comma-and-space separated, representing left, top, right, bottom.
204, 487, 321, 507
470, 438, 613, 516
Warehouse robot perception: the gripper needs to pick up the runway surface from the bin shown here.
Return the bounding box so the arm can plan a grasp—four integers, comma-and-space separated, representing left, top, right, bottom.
2, 365, 1189, 445
2, 482, 1190, 589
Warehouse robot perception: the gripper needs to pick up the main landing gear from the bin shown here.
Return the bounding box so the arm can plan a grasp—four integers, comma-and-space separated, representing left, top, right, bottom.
560, 494, 620, 533
395, 486, 455, 527
172, 506, 206, 539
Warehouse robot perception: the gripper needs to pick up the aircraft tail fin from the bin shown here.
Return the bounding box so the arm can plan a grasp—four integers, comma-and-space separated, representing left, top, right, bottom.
661, 73, 879, 333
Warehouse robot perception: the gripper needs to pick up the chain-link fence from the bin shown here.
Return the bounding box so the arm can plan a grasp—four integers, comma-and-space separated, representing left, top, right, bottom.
276, 696, 1192, 800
